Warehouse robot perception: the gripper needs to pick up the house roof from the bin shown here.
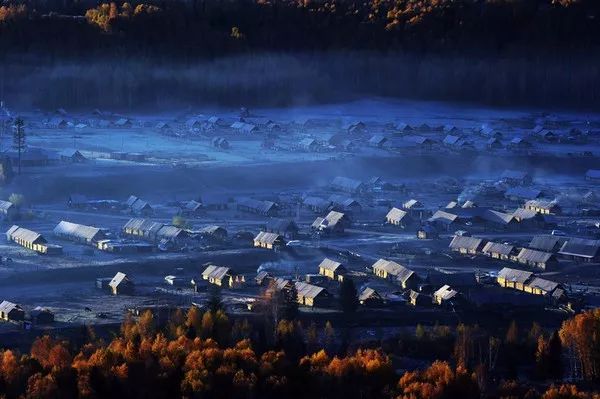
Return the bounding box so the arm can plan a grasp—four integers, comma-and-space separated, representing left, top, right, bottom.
295, 281, 327, 299
443, 135, 461, 145
525, 199, 558, 210
512, 208, 539, 220
254, 231, 282, 245
185, 200, 202, 211
199, 225, 226, 235
313, 211, 347, 229
517, 248, 554, 263
403, 199, 423, 209
433, 285, 459, 301
481, 210, 514, 225
303, 196, 330, 209
449, 235, 484, 251
109, 272, 131, 289
372, 259, 415, 284
559, 238, 600, 259
498, 267, 533, 284
386, 207, 408, 222
0, 300, 21, 314
237, 198, 276, 213
359, 287, 381, 302
202, 265, 231, 281
318, 258, 345, 273
6, 225, 45, 244
529, 235, 564, 252
0, 200, 14, 212
429, 210, 458, 224
526, 277, 559, 294
54, 221, 104, 241
482, 242, 515, 256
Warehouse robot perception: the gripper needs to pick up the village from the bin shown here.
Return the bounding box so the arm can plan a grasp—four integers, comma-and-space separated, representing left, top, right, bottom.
0, 99, 600, 346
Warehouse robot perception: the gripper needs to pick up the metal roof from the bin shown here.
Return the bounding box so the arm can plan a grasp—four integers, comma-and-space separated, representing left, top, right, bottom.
202, 265, 231, 281
526, 277, 559, 294
559, 238, 600, 259
0, 300, 21, 314
497, 267, 533, 284
109, 272, 131, 289
449, 235, 484, 251
517, 248, 554, 263
372, 259, 415, 284
6, 225, 45, 244
482, 241, 515, 256
433, 285, 459, 301
386, 207, 408, 222
318, 258, 344, 273
254, 231, 282, 245
54, 221, 104, 241
295, 281, 327, 299
529, 235, 563, 252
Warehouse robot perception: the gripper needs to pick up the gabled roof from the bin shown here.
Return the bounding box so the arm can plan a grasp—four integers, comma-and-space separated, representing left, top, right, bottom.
482, 241, 515, 256
359, 287, 381, 302
109, 272, 131, 289
313, 211, 347, 229
497, 267, 533, 284
529, 235, 564, 252
443, 135, 461, 145
372, 259, 415, 284
429, 210, 458, 224
386, 207, 408, 222
237, 198, 276, 213
303, 196, 330, 209
526, 277, 559, 294
0, 200, 14, 212
254, 231, 282, 245
6, 225, 45, 244
267, 219, 298, 233
403, 199, 423, 209
525, 199, 559, 210
517, 248, 554, 264
295, 281, 328, 299
54, 221, 104, 241
0, 300, 21, 314
433, 285, 459, 301
202, 265, 231, 281
481, 210, 514, 225
512, 208, 539, 220
449, 235, 483, 251
185, 200, 202, 211
318, 258, 345, 273
559, 238, 600, 259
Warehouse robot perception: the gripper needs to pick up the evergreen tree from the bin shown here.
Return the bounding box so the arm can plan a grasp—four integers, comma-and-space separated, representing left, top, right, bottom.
12, 117, 25, 175
339, 278, 359, 315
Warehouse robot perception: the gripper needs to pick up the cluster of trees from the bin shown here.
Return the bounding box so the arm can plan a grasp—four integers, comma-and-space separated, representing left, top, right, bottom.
2, 306, 600, 398
0, 0, 600, 57
0, 4, 26, 22
85, 2, 162, 32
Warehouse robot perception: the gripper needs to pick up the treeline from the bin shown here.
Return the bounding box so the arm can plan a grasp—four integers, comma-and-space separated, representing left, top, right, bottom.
2, 304, 600, 398
0, 0, 600, 58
